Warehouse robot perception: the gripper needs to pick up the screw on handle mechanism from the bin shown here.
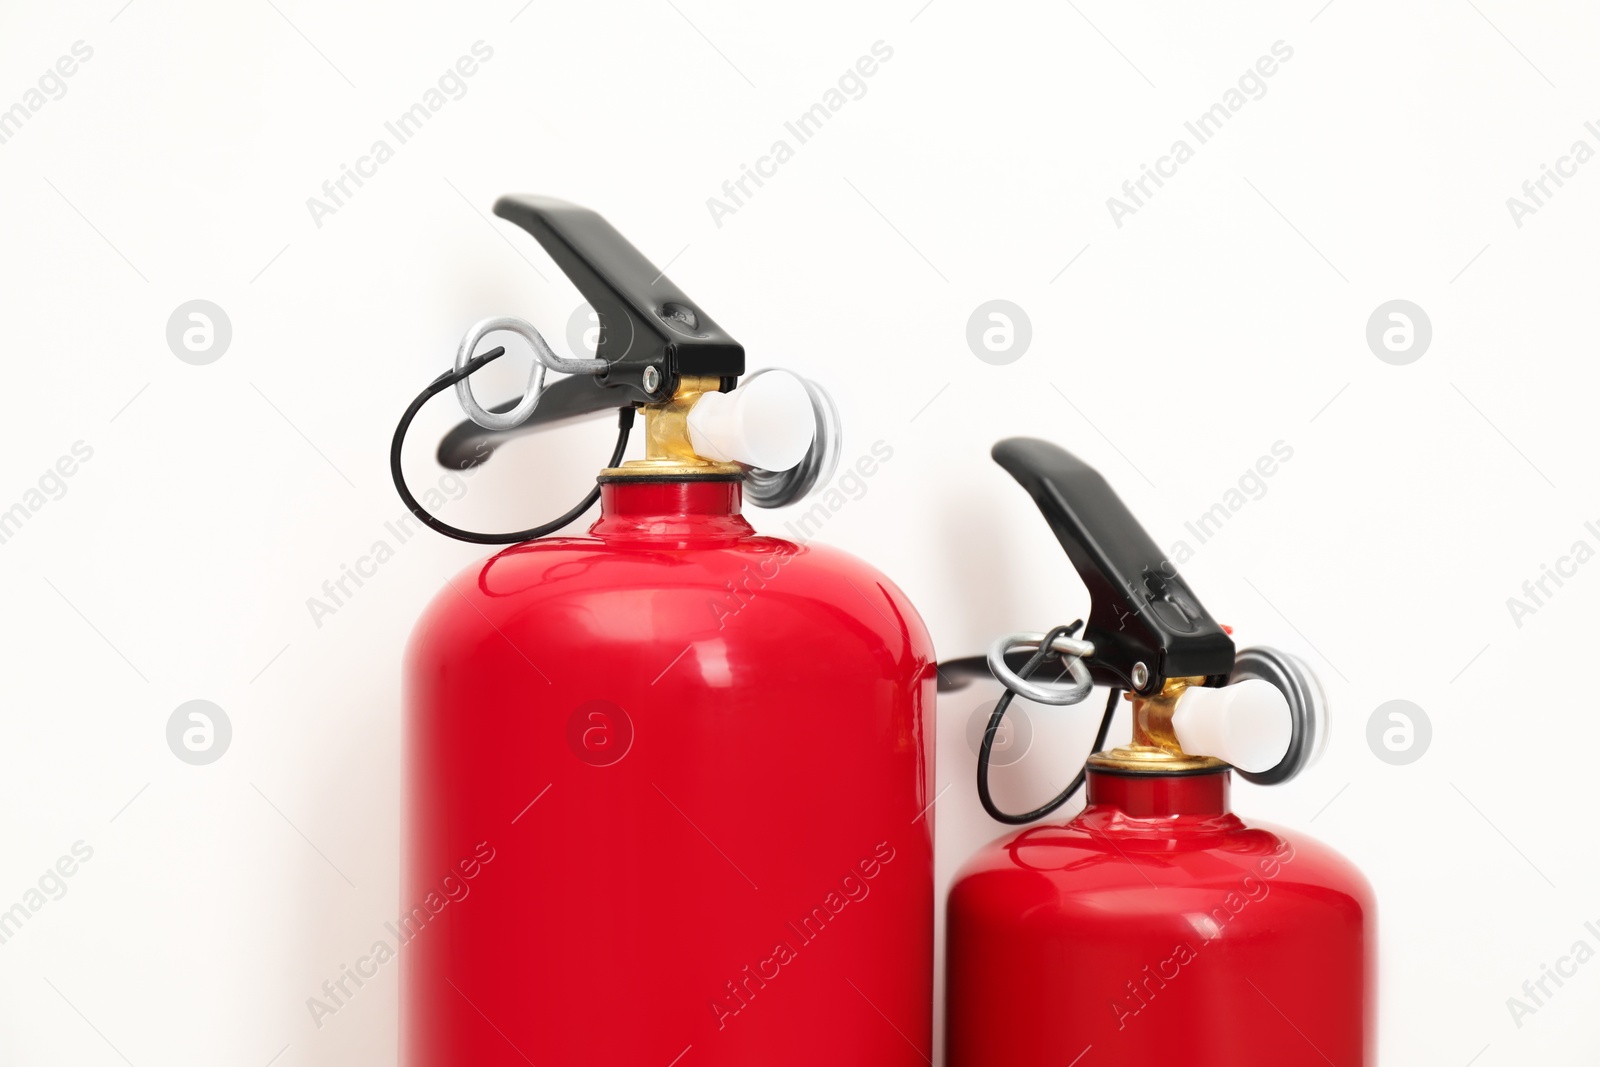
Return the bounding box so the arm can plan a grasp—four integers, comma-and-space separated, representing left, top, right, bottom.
948, 438, 1323, 824
435, 194, 744, 472
394, 195, 841, 545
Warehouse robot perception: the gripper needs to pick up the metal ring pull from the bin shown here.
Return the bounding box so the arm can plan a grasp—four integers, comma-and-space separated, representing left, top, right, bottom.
976, 620, 1118, 825
453, 315, 608, 432
987, 631, 1095, 706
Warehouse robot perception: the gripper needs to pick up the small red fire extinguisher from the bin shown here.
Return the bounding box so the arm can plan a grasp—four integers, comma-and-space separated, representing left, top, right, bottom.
941, 439, 1374, 1065
389, 197, 935, 1066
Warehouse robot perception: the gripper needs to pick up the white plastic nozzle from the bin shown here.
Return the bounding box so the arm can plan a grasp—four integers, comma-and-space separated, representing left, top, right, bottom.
1171, 679, 1293, 774
687, 370, 815, 471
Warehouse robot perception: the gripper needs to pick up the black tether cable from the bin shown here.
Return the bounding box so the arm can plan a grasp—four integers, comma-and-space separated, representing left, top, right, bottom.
390, 346, 634, 545
977, 619, 1122, 825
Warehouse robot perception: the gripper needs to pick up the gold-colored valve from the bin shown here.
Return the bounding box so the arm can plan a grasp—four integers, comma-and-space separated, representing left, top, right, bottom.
1086, 676, 1227, 774
601, 374, 742, 478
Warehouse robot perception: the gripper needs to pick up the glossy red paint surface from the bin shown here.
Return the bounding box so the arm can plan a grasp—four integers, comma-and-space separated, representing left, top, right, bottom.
403, 479, 935, 1065
947, 768, 1374, 1065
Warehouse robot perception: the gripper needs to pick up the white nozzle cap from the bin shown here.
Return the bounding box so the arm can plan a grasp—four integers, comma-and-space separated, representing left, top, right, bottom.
1171, 679, 1293, 773
687, 370, 815, 471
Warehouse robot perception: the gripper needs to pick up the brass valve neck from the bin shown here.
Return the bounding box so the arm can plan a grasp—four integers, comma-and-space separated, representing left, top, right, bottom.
601, 374, 742, 479
1086, 676, 1227, 775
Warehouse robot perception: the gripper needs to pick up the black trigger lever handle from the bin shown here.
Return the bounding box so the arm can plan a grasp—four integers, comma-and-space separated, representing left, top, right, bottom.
436, 195, 744, 471
991, 438, 1235, 694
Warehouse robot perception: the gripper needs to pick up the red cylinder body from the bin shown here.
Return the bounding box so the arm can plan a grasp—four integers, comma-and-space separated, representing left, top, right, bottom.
946, 767, 1374, 1065
403, 477, 934, 1065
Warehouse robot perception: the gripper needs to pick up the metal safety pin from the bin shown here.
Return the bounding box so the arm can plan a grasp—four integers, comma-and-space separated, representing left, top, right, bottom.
452, 315, 608, 431
986, 631, 1096, 706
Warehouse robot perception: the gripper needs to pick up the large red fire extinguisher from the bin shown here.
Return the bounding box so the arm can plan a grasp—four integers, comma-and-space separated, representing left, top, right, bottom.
388, 196, 933, 1066
942, 439, 1373, 1065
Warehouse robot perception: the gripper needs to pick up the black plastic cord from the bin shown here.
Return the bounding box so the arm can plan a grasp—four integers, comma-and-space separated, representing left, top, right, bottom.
977, 619, 1122, 825
390, 346, 634, 545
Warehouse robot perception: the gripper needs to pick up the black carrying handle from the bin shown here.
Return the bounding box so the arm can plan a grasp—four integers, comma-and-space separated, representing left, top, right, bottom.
436, 195, 744, 471
993, 438, 1235, 694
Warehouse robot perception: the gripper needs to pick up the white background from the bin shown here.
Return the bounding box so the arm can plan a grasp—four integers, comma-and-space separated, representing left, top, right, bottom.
1, 0, 1596, 1063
